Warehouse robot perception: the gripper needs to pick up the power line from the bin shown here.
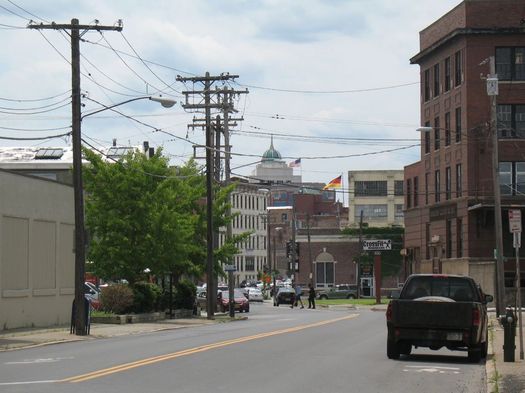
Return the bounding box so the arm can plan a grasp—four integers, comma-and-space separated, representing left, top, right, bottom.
0, 125, 71, 132
6, 0, 49, 23
234, 80, 419, 94
0, 95, 71, 111
0, 131, 71, 140
0, 90, 71, 102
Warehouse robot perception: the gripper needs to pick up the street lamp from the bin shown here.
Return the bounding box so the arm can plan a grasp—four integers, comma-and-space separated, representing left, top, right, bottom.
72, 95, 176, 336
273, 226, 283, 305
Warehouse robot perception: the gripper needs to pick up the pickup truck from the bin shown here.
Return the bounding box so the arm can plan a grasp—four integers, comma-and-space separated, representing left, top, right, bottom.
386, 274, 493, 362
317, 284, 357, 300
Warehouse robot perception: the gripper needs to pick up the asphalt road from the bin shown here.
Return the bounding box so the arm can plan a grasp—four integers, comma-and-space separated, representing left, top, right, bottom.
0, 303, 488, 393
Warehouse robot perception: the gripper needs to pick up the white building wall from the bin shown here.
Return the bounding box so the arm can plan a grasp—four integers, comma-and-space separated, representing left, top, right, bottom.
0, 170, 75, 331
348, 170, 405, 228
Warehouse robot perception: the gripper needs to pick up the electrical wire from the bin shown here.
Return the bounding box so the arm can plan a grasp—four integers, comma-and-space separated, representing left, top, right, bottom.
0, 125, 71, 132
233, 80, 419, 94
119, 31, 182, 94
0, 101, 70, 115
0, 90, 71, 102
0, 95, 71, 111
0, 22, 24, 28
0, 130, 71, 140
0, 3, 28, 20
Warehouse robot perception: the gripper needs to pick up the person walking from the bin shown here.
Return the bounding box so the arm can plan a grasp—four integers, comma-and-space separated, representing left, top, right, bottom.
294, 283, 304, 309
308, 283, 316, 309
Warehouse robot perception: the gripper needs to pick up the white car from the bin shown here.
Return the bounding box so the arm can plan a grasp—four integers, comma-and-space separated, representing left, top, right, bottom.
246, 287, 263, 302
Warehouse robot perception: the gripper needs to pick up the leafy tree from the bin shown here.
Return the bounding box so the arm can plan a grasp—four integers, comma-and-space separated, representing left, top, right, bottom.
342, 226, 404, 278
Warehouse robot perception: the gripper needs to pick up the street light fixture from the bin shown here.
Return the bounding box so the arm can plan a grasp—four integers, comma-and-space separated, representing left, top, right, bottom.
72, 95, 176, 336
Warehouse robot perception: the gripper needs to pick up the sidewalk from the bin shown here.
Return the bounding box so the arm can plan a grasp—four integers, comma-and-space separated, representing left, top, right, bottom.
487, 314, 525, 393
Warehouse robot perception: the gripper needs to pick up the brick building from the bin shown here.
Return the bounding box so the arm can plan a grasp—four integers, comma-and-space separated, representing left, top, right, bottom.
404, 0, 525, 299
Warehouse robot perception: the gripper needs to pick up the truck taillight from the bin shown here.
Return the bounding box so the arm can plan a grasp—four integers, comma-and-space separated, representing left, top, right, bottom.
472, 309, 480, 326
386, 303, 393, 322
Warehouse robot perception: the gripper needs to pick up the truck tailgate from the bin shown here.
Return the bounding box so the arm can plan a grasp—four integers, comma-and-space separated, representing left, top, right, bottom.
392, 300, 473, 328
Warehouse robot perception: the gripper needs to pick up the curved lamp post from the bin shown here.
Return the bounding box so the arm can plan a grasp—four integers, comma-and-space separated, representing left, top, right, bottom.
72, 95, 176, 336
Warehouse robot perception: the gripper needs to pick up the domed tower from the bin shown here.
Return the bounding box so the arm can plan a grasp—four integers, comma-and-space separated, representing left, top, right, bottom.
262, 136, 282, 162
251, 136, 301, 184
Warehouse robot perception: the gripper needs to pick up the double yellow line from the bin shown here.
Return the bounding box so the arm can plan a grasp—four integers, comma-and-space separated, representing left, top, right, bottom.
63, 314, 358, 383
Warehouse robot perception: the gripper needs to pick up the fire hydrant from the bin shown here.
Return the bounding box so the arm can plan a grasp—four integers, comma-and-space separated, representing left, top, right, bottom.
500, 308, 517, 362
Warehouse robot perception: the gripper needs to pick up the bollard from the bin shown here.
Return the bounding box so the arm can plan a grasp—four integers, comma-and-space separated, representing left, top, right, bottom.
501, 308, 517, 362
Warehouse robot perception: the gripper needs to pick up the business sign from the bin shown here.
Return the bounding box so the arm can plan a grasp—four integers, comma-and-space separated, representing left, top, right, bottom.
223, 265, 236, 272
362, 239, 392, 251
509, 209, 522, 233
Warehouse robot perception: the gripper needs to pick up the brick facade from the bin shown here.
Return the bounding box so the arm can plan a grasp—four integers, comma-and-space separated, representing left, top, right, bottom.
404, 0, 525, 298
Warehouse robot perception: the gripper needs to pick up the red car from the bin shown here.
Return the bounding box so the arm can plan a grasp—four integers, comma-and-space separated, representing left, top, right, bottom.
218, 290, 250, 313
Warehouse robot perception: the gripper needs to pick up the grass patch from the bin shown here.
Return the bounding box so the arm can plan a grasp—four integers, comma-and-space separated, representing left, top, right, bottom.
316, 298, 390, 306
91, 310, 117, 318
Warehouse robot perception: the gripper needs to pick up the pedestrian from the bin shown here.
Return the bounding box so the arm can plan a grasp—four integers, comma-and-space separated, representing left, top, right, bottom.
290, 284, 296, 309
308, 283, 316, 309
294, 283, 304, 309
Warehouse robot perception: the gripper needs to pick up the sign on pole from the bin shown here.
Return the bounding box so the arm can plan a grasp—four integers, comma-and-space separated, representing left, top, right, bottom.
362, 239, 392, 251
509, 210, 522, 233
224, 264, 236, 272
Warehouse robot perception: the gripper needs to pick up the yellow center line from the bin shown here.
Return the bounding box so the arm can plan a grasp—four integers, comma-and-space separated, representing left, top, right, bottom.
63, 314, 358, 383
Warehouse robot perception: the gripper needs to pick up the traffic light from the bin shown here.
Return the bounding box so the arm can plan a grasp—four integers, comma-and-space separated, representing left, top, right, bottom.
295, 242, 300, 259
286, 241, 292, 258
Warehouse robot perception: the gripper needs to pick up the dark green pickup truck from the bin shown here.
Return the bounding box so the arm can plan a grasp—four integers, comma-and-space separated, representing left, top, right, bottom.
317, 284, 357, 299
386, 274, 493, 362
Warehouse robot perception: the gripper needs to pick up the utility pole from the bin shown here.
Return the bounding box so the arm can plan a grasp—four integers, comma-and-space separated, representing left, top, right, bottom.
29, 19, 122, 336
487, 56, 506, 316
306, 213, 313, 285
357, 210, 364, 299
177, 73, 243, 319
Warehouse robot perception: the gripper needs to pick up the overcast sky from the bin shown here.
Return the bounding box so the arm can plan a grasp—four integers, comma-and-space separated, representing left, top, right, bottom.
0, 0, 462, 187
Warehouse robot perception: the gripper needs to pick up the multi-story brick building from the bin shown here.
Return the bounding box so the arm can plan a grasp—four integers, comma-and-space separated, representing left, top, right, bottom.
404, 0, 525, 298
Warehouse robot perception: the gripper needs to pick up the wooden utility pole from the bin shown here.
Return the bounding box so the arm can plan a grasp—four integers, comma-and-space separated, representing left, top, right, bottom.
487, 56, 505, 316
177, 73, 245, 318
29, 19, 122, 336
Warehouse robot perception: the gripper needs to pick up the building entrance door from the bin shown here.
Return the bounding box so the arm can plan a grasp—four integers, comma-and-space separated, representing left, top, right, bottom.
361, 277, 373, 297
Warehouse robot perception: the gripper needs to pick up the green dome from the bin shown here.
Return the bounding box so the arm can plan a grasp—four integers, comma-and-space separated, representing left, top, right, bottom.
262, 136, 281, 161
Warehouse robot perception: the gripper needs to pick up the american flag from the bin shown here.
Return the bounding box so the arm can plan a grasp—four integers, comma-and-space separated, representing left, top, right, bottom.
288, 158, 301, 168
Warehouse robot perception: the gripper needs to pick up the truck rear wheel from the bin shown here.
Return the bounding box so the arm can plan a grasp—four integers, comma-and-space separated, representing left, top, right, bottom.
387, 338, 400, 360
468, 347, 482, 363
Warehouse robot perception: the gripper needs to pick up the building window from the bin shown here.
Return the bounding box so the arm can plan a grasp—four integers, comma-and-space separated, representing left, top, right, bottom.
354, 204, 388, 221
245, 256, 255, 271
414, 176, 419, 207
426, 223, 430, 259
457, 218, 463, 258
433, 63, 440, 97
424, 120, 431, 154
499, 162, 513, 195
425, 172, 429, 205
456, 163, 462, 197
444, 57, 451, 91
424, 69, 431, 102
455, 107, 462, 143
406, 179, 411, 209
446, 219, 452, 259
394, 180, 404, 196
445, 167, 451, 200
355, 181, 388, 196
444, 112, 451, 146
395, 204, 404, 220
498, 104, 525, 139
454, 50, 462, 86
496, 47, 525, 81
499, 161, 525, 195
434, 117, 440, 150
316, 262, 334, 288
435, 170, 441, 203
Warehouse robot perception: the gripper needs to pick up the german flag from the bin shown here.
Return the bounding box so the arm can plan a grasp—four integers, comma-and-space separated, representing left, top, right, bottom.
323, 175, 342, 190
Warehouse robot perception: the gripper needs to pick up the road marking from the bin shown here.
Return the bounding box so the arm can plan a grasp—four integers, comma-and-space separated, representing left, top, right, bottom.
64, 314, 358, 383
403, 365, 461, 375
5, 356, 74, 365
0, 380, 58, 386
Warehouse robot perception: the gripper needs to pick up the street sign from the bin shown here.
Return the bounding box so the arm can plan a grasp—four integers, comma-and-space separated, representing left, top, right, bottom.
509, 209, 522, 233
362, 239, 392, 251
223, 264, 236, 272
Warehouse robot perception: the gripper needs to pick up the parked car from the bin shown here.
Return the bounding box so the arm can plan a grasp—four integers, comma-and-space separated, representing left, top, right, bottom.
273, 287, 295, 306
386, 274, 492, 362
245, 287, 263, 302
218, 289, 250, 313
317, 284, 357, 300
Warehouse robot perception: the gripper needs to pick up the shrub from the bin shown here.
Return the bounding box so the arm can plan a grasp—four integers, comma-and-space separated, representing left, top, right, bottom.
100, 284, 134, 314
173, 279, 197, 310
131, 282, 163, 313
